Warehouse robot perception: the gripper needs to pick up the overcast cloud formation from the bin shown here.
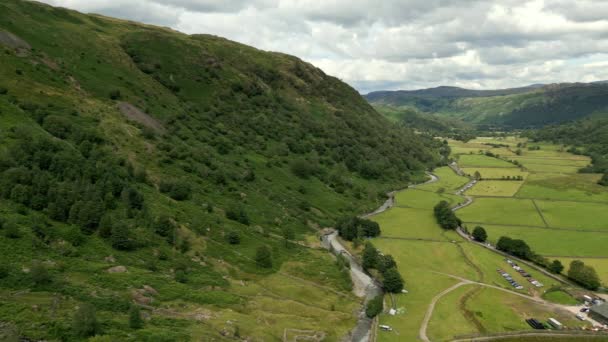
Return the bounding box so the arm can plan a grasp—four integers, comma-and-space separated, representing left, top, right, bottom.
40, 0, 608, 93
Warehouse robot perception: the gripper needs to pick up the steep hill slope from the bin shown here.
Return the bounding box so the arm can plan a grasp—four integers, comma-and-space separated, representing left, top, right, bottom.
366, 83, 608, 128
0, 0, 441, 340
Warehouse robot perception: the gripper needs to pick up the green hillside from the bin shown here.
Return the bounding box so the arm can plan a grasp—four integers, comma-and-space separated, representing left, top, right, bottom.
366, 83, 608, 128
0, 1, 441, 340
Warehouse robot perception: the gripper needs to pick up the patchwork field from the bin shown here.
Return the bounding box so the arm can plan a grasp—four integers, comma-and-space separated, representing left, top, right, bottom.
458, 154, 518, 168
450, 136, 608, 291
395, 188, 463, 209
465, 181, 525, 197
457, 198, 546, 227
535, 200, 608, 231
366, 154, 595, 341
462, 167, 529, 180
481, 225, 607, 257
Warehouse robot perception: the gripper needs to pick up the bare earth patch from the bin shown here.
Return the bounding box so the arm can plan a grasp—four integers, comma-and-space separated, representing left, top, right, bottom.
117, 102, 165, 133
0, 30, 31, 55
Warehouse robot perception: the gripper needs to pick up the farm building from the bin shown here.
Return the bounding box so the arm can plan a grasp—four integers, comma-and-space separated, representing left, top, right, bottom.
589, 303, 608, 325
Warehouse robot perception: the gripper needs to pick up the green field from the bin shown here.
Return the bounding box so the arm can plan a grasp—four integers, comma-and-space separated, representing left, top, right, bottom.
458, 198, 546, 227
372, 207, 445, 240
517, 173, 608, 203
535, 200, 608, 231
542, 289, 579, 305
481, 224, 608, 257
522, 163, 584, 174
395, 188, 464, 209
458, 154, 518, 168
462, 167, 528, 180
511, 157, 590, 167
466, 181, 524, 197
558, 258, 608, 286
415, 166, 469, 192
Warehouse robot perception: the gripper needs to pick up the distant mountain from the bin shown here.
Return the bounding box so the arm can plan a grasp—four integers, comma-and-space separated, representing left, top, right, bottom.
366, 82, 608, 128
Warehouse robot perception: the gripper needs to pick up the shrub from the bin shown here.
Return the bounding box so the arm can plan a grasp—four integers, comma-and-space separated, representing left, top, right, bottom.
72, 303, 99, 338
3, 221, 20, 239
31, 262, 52, 285
226, 206, 250, 225
365, 294, 383, 318
129, 305, 143, 329
159, 180, 191, 201
0, 87, 7, 95
255, 246, 272, 268
226, 231, 240, 245
109, 90, 121, 100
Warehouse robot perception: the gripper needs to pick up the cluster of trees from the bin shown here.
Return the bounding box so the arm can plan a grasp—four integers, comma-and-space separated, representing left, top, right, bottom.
362, 242, 404, 293
496, 236, 534, 260
433, 201, 460, 230
568, 260, 601, 290
496, 235, 600, 290
336, 217, 381, 241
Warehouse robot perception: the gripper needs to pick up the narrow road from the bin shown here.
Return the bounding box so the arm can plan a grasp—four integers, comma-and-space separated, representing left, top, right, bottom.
420, 281, 470, 342
361, 172, 439, 219
323, 231, 381, 342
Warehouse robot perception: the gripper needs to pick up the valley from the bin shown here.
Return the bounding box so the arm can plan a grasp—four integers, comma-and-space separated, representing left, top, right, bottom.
348, 136, 608, 341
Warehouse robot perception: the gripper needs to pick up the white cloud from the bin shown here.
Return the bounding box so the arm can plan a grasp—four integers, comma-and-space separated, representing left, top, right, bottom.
37, 0, 608, 93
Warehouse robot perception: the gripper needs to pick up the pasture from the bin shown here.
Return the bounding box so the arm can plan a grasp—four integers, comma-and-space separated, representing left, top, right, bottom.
416, 166, 469, 192
516, 173, 608, 203
461, 167, 528, 180
480, 224, 608, 257
465, 181, 524, 197
457, 198, 546, 227
535, 200, 608, 231
372, 207, 445, 240
458, 154, 518, 168
395, 188, 463, 209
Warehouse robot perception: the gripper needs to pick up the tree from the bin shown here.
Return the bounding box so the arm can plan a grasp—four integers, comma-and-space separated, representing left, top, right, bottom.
255, 246, 272, 268
110, 223, 136, 251
31, 262, 51, 285
226, 231, 240, 245
362, 242, 378, 270
377, 254, 397, 273
129, 305, 143, 329
72, 303, 99, 338
549, 260, 564, 274
496, 236, 533, 260
383, 267, 404, 293
365, 294, 383, 318
226, 206, 250, 225
568, 260, 601, 290
598, 173, 608, 186
3, 221, 20, 239
474, 171, 482, 180
433, 201, 460, 230
472, 226, 487, 242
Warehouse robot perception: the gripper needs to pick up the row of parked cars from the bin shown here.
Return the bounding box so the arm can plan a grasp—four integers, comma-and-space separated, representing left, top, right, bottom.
505, 259, 544, 288
497, 269, 524, 289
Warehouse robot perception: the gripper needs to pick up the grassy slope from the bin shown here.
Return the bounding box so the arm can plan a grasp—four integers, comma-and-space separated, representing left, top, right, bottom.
0, 1, 442, 340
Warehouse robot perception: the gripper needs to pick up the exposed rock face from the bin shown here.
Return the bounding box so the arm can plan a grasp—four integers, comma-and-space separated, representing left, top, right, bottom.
107, 265, 127, 273
117, 102, 165, 133
0, 30, 31, 51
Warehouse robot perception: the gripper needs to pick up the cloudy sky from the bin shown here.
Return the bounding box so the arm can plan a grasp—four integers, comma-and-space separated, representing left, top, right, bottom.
40, 0, 608, 93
